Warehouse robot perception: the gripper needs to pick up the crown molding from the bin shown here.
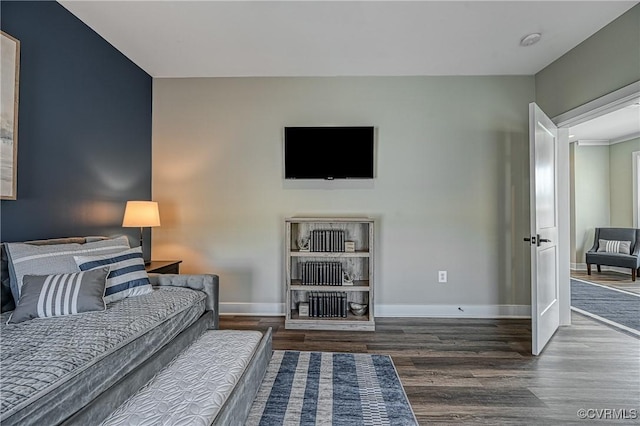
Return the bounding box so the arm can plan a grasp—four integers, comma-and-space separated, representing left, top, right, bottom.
610, 131, 640, 145
573, 132, 640, 146
575, 139, 610, 146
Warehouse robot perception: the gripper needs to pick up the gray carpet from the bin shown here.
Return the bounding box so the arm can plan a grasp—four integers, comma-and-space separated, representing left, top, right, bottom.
246, 350, 418, 426
571, 279, 640, 333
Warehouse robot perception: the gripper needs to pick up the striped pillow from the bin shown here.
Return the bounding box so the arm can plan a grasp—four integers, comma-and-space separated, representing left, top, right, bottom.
7, 267, 110, 324
597, 239, 632, 255
74, 246, 152, 303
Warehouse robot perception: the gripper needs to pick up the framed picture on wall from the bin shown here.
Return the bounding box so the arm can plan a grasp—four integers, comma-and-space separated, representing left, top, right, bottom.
1, 30, 20, 200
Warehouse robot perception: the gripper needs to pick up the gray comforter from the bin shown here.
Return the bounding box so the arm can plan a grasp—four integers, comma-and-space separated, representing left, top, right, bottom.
0, 286, 206, 425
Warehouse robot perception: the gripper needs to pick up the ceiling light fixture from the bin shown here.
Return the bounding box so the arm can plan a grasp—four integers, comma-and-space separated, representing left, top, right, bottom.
520, 33, 542, 47
569, 134, 576, 138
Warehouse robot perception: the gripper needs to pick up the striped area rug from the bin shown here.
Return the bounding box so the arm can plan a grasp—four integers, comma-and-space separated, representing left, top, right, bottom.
247, 350, 418, 426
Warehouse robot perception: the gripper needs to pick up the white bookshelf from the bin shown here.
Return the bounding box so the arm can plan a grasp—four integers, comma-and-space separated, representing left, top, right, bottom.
284, 217, 375, 331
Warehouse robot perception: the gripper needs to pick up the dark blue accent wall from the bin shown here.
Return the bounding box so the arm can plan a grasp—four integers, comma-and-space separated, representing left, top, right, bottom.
0, 1, 152, 250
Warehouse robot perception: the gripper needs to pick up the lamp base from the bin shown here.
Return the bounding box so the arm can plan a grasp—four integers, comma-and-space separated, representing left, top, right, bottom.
139, 228, 152, 266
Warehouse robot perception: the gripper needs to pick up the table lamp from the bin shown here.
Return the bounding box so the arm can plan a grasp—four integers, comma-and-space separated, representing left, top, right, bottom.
122, 201, 160, 264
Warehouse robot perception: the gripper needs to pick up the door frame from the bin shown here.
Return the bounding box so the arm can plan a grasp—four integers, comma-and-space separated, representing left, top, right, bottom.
552, 81, 640, 326
633, 151, 640, 228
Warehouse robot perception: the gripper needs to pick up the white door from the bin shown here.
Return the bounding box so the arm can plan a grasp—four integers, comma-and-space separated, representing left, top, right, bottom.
528, 103, 560, 356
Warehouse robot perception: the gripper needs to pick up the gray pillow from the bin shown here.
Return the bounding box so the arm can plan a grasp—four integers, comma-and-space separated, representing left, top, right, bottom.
597, 239, 632, 255
5, 236, 130, 302
7, 267, 110, 324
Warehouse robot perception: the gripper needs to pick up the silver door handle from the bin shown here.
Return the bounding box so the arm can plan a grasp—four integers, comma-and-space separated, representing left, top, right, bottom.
537, 234, 551, 246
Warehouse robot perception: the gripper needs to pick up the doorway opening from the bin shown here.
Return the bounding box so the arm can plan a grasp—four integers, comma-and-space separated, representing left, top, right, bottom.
565, 96, 640, 335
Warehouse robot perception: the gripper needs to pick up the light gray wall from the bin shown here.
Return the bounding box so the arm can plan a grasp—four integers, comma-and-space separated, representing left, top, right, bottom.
570, 139, 640, 267
535, 4, 640, 118
610, 137, 640, 227
573, 144, 610, 266
152, 76, 534, 315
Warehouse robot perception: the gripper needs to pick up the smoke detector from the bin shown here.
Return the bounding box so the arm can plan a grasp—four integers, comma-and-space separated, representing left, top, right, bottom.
520, 33, 542, 47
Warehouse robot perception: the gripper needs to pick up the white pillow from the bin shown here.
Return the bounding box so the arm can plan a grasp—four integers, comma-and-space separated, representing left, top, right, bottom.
597, 239, 632, 255
5, 236, 130, 301
74, 246, 152, 304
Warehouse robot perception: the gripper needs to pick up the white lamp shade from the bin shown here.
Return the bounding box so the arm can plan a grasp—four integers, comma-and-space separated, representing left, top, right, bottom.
122, 201, 161, 227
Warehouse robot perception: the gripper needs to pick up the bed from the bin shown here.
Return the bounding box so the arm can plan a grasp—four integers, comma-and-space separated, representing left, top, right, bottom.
0, 238, 220, 425
1, 279, 219, 426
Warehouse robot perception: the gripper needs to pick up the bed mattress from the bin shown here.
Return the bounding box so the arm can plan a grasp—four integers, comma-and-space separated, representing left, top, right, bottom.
0, 286, 206, 426
101, 330, 264, 426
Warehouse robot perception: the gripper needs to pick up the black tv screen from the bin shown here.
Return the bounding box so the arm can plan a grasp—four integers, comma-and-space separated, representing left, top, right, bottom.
284, 126, 375, 179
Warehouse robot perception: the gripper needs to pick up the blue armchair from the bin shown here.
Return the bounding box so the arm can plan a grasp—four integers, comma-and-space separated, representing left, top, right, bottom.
585, 227, 640, 281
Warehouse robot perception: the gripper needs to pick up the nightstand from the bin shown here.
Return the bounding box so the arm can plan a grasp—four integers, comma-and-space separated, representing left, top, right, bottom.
145, 260, 182, 274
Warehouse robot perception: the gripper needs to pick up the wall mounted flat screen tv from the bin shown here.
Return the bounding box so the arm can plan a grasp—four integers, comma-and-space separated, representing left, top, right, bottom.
284, 126, 375, 179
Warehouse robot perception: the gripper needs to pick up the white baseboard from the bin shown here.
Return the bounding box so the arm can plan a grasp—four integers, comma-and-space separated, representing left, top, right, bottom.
219, 303, 531, 318
219, 303, 284, 316
376, 304, 531, 318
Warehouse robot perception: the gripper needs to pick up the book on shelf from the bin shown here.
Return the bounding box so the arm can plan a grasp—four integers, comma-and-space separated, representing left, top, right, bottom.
308, 230, 346, 253
299, 261, 343, 285
305, 291, 348, 318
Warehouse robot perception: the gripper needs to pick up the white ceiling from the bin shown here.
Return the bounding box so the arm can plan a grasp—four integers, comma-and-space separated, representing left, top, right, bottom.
58, 0, 638, 140
570, 100, 640, 143
58, 0, 637, 78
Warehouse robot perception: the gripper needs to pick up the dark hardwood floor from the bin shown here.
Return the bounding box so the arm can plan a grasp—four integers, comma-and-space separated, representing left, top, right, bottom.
220, 312, 640, 425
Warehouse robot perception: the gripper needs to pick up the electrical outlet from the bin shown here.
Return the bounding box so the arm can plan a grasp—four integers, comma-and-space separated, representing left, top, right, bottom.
438, 270, 447, 283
